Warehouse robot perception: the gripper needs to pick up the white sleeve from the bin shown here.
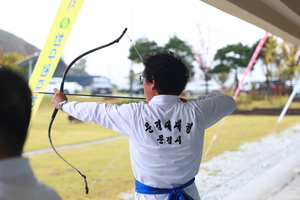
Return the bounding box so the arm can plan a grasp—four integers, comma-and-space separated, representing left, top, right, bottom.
188, 93, 236, 129
186, 93, 226, 102
61, 101, 132, 135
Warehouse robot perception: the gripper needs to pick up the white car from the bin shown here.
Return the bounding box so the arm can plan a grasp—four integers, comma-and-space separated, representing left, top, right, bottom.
118, 82, 144, 94
46, 77, 82, 94
184, 80, 221, 96
74, 82, 83, 93
240, 80, 264, 93
90, 77, 113, 95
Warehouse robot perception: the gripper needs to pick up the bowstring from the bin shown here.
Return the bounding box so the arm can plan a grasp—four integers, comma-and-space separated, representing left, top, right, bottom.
126, 33, 144, 62
88, 33, 145, 190
88, 145, 129, 189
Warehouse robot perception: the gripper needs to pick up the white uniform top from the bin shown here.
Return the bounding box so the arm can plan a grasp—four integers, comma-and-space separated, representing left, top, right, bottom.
0, 157, 62, 200
62, 93, 236, 199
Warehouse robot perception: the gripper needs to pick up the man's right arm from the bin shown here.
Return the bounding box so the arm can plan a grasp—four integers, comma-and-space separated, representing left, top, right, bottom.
191, 93, 236, 129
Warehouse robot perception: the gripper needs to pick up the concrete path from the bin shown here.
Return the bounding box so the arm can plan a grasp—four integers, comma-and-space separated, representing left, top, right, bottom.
223, 151, 300, 200
23, 135, 127, 156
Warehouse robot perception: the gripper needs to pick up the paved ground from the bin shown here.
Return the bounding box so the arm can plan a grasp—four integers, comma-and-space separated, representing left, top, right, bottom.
223, 151, 300, 200
23, 135, 127, 156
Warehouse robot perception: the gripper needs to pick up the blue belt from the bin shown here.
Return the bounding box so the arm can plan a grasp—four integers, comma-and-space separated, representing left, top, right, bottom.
135, 177, 195, 200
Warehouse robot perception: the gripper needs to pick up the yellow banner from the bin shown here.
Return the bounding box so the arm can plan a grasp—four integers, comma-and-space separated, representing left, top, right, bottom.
29, 0, 84, 124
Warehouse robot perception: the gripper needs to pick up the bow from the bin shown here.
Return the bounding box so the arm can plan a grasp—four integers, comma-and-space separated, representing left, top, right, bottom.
48, 28, 129, 194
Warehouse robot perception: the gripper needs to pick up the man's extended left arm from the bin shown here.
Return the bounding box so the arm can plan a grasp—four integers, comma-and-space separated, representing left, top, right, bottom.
51, 88, 68, 110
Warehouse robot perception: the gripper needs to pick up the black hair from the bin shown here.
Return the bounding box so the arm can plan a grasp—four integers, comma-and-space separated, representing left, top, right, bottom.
143, 50, 189, 95
0, 67, 32, 156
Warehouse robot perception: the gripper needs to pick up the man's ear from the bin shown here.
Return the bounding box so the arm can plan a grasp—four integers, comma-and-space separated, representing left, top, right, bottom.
150, 79, 156, 90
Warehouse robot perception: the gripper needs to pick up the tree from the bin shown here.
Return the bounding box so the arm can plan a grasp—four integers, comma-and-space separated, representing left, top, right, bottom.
210, 43, 254, 91
128, 36, 196, 78
256, 35, 280, 99
193, 24, 216, 94
127, 38, 161, 95
0, 46, 26, 79
69, 58, 89, 75
278, 40, 300, 87
164, 35, 195, 78
128, 38, 161, 64
217, 72, 229, 89
255, 36, 300, 98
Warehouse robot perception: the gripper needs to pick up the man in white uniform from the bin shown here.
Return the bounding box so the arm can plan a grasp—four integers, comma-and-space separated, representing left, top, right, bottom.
0, 68, 62, 200
52, 50, 236, 200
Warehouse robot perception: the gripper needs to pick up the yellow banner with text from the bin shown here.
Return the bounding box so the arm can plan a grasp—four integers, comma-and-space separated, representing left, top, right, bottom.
29, 0, 84, 124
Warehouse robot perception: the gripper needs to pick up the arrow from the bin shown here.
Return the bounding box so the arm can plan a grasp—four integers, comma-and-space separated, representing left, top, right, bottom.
36, 92, 145, 100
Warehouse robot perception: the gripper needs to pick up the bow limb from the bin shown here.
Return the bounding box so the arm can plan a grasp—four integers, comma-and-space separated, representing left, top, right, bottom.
60, 27, 127, 92
48, 28, 127, 194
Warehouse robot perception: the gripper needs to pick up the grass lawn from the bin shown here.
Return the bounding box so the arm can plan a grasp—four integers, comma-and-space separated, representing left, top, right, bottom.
24, 95, 300, 200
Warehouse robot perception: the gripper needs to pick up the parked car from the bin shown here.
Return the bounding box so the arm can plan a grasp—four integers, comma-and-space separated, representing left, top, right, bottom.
285, 80, 300, 94
240, 80, 264, 93
132, 82, 144, 94
46, 77, 82, 94
117, 81, 144, 94
257, 79, 290, 95
118, 85, 130, 93
74, 82, 83, 93
90, 77, 113, 95
183, 80, 221, 96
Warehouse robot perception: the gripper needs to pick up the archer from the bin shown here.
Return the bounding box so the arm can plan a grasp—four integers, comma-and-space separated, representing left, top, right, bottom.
51, 50, 235, 200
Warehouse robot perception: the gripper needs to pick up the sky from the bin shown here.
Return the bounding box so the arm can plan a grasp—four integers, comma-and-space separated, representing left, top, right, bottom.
0, 0, 268, 87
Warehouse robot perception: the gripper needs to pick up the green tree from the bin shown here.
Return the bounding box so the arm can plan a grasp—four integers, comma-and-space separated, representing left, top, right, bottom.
209, 43, 254, 91
69, 58, 89, 75
127, 38, 161, 95
0, 46, 26, 79
217, 72, 229, 89
164, 35, 195, 78
128, 36, 196, 78
128, 38, 161, 64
